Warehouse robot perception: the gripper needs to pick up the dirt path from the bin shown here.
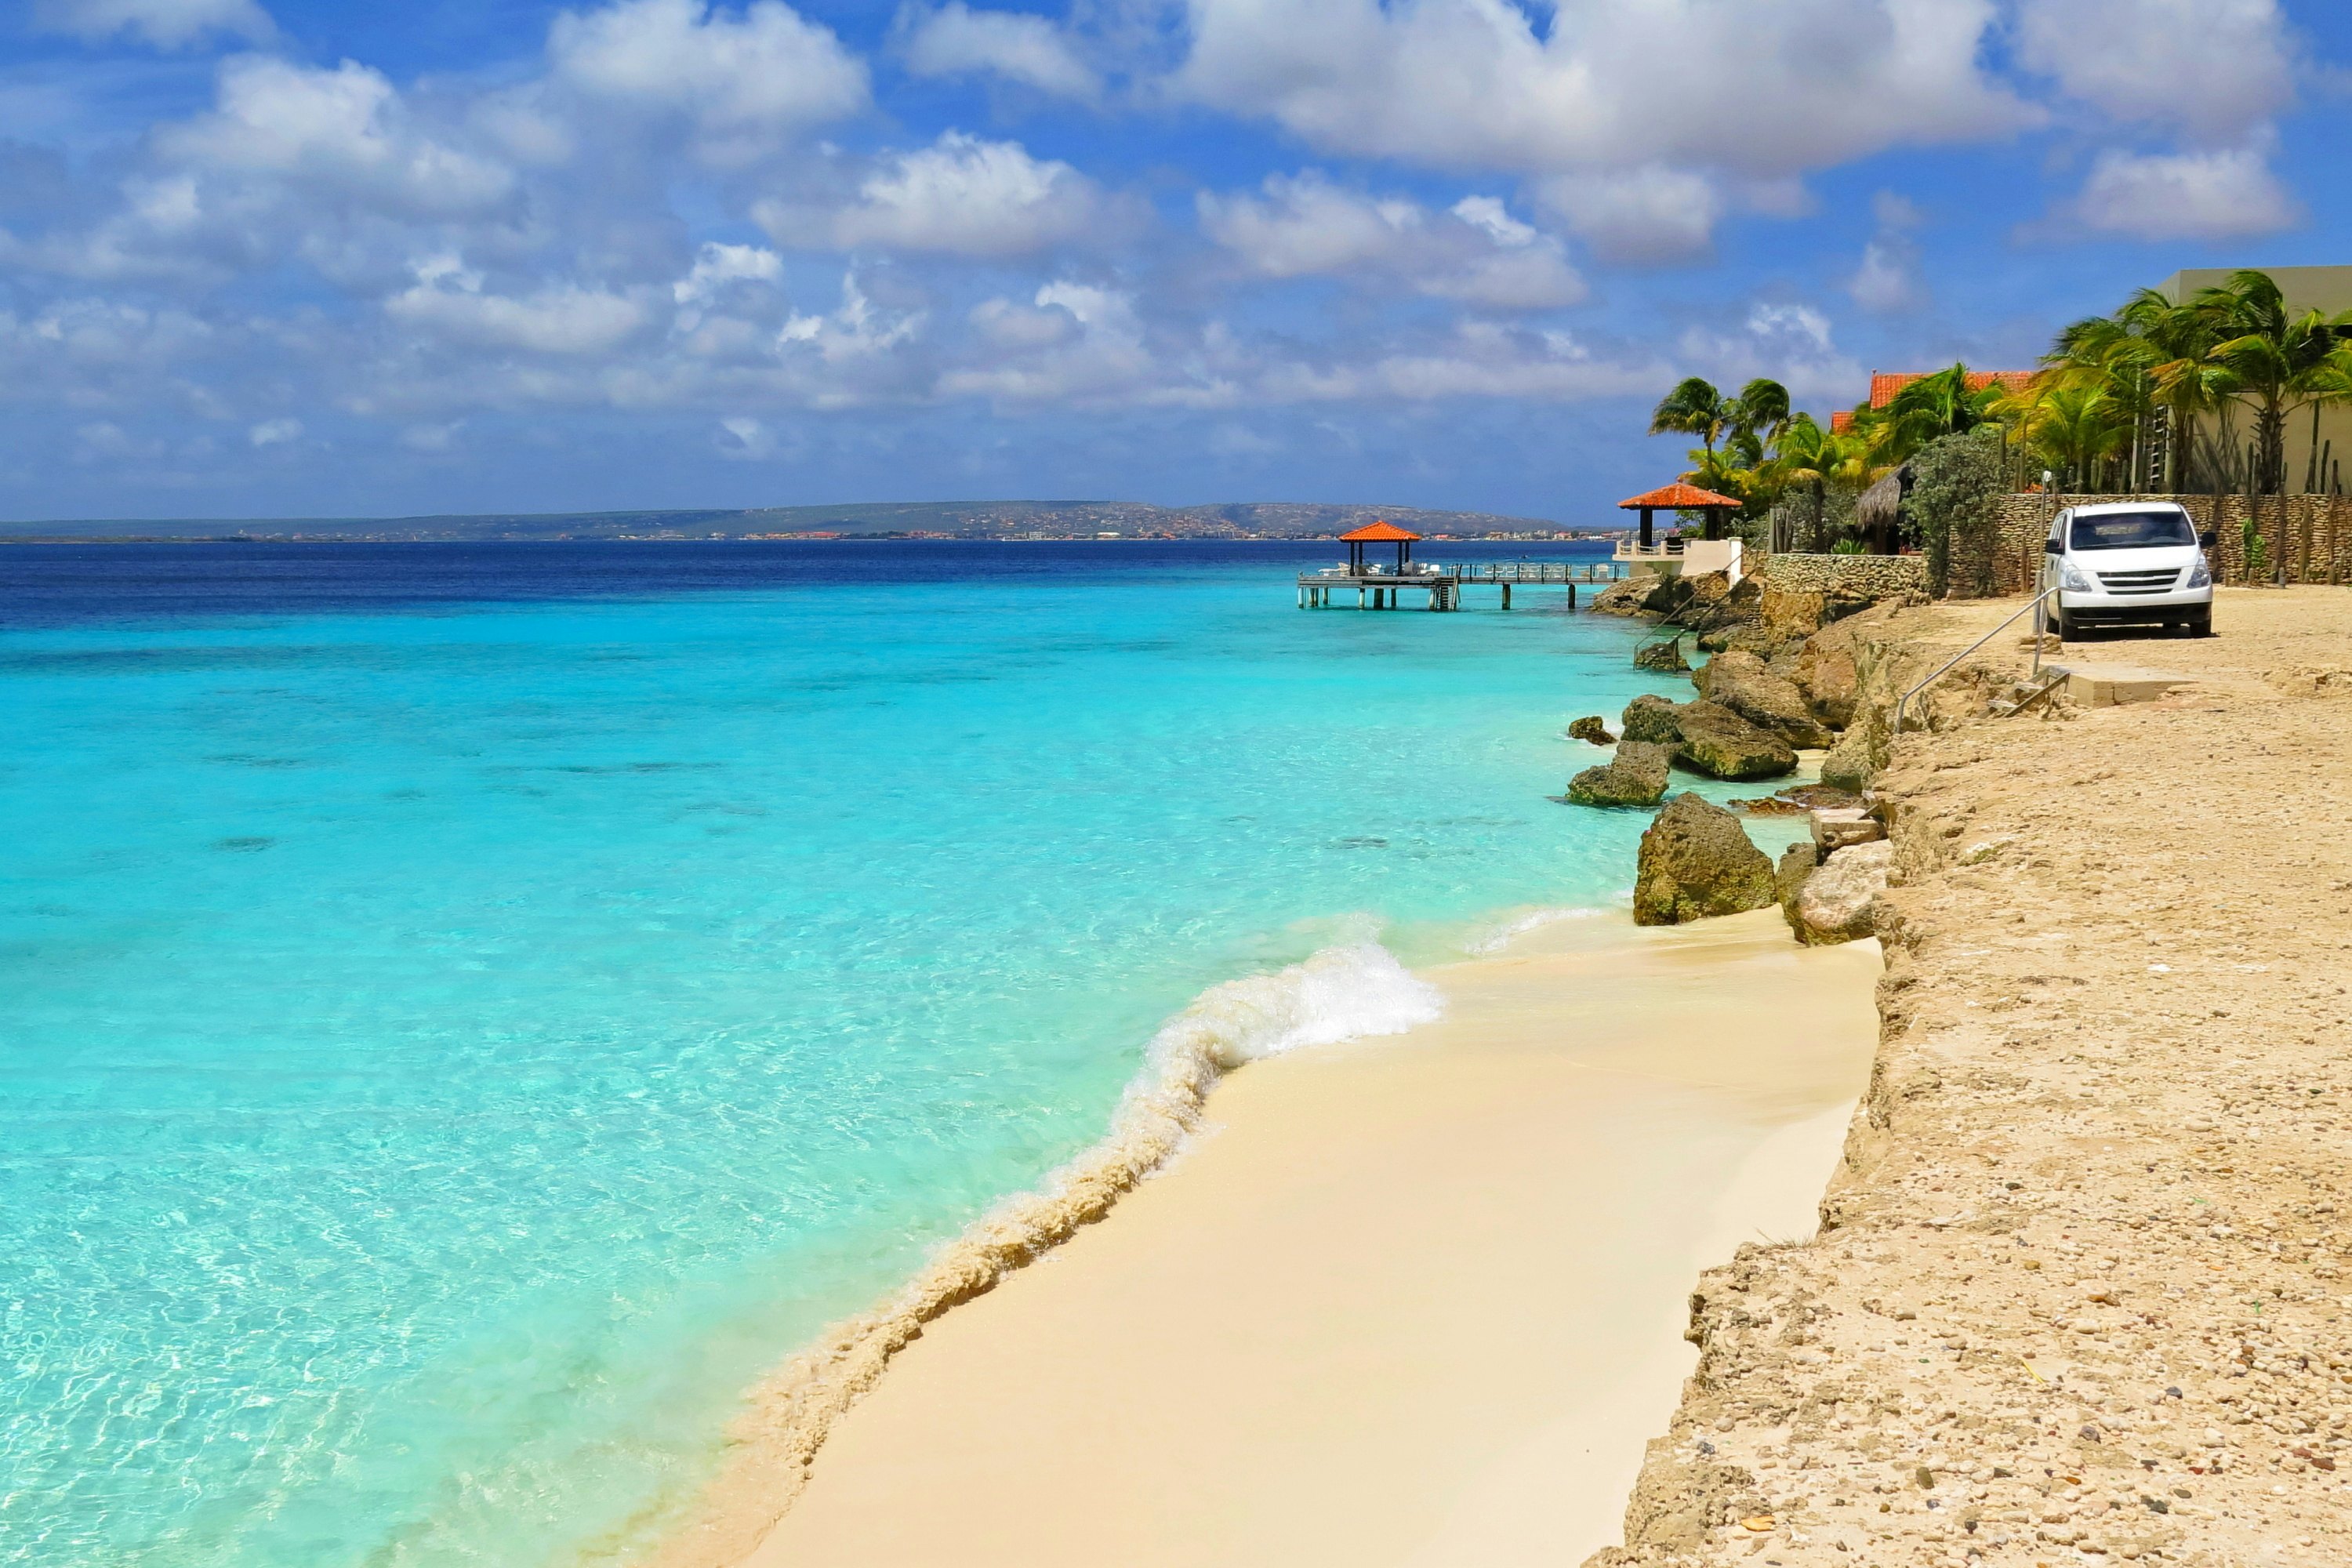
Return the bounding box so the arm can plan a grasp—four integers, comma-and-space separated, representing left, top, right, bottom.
1589, 586, 2352, 1568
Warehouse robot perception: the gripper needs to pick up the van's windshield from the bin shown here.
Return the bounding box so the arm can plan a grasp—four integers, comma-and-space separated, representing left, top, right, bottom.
2069, 511, 2196, 550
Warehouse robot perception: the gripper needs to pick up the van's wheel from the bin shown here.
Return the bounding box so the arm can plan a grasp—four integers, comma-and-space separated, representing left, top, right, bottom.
2187, 608, 2213, 637
2052, 608, 2078, 641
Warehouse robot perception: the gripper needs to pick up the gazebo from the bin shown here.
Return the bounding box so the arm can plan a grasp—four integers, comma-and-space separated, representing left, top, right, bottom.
1617, 482, 1744, 548
1338, 520, 1421, 575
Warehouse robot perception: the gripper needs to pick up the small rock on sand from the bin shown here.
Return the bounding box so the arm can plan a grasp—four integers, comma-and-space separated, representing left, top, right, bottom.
1633, 793, 1777, 926
1791, 839, 1893, 944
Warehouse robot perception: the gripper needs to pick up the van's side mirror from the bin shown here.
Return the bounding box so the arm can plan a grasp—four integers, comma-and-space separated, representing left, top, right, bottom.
2043, 539, 2063, 554
2198, 530, 2217, 550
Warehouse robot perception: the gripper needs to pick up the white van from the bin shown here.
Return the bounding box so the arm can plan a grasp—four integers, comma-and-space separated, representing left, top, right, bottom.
2042, 500, 2216, 639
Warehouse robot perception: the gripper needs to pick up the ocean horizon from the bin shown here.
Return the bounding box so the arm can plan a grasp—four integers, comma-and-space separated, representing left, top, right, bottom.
2, 540, 1742, 1566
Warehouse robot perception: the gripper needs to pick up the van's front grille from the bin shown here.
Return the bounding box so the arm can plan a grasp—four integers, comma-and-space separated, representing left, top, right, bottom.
2096, 568, 2182, 595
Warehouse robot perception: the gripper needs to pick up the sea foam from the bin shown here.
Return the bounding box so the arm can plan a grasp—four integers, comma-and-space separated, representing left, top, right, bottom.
645, 942, 1440, 1566
1464, 905, 1606, 956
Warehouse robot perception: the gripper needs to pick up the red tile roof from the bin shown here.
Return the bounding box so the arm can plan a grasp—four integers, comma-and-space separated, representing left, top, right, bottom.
1338, 521, 1422, 541
1617, 482, 1743, 510
1867, 369, 2037, 408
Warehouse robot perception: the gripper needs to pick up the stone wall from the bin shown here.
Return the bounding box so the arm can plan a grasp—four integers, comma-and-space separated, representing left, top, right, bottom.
1760, 552, 1928, 599
1987, 493, 2352, 593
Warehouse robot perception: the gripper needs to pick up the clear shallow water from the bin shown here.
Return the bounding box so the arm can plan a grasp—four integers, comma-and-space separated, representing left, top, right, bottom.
2, 542, 1710, 1567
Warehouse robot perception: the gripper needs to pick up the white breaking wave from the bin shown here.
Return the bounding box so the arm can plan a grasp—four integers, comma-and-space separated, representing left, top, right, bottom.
659, 939, 1442, 1563
1149, 940, 1443, 1072
1464, 905, 1605, 956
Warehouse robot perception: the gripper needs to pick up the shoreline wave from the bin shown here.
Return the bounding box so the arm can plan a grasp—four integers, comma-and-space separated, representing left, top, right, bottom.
631, 940, 1443, 1568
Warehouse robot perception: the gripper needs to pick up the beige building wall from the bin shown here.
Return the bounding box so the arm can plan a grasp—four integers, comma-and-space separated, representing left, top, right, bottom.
2158, 266, 2352, 494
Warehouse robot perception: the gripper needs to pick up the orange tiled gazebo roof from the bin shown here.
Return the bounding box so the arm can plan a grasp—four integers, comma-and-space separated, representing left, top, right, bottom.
1338, 521, 1423, 542
1617, 482, 1742, 511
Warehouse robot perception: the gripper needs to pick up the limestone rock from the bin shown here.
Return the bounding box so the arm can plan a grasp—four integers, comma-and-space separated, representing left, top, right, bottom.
1773, 783, 1867, 812
1673, 701, 1798, 781
1776, 840, 1820, 934
1809, 807, 1886, 855
1566, 741, 1672, 808
1633, 793, 1778, 926
1726, 795, 1809, 816
1684, 572, 1764, 633
1588, 575, 1653, 616
1693, 651, 1836, 748
1633, 637, 1690, 673
1620, 694, 1686, 746
1792, 839, 1893, 945
1567, 715, 1617, 746
1819, 712, 1889, 793
1795, 634, 1862, 728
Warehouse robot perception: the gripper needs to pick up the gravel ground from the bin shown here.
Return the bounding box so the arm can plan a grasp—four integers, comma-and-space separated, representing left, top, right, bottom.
1588, 586, 2352, 1568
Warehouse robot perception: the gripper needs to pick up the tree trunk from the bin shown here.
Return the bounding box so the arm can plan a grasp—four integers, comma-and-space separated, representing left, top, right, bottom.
2258, 399, 2286, 495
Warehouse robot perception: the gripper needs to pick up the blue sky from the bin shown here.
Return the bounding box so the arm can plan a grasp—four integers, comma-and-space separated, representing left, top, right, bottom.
2, 0, 2347, 522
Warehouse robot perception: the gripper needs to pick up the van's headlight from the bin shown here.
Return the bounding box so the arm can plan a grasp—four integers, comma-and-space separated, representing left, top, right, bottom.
2187, 557, 2212, 588
2059, 560, 2094, 591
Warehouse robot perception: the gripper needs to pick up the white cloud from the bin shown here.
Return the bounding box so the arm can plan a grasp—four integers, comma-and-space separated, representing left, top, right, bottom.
160, 57, 513, 217
781, 132, 1107, 256
898, 2, 1102, 102
248, 416, 300, 445
1173, 0, 2031, 253
1846, 189, 1926, 314
2063, 145, 2298, 240
547, 0, 869, 161
777, 273, 925, 368
1199, 172, 1583, 310
715, 414, 780, 457
1848, 239, 1923, 314
1533, 165, 1723, 264
2013, 0, 2289, 144
1253, 319, 1659, 403
32, 0, 272, 49
387, 263, 649, 354
942, 281, 1186, 404
1676, 302, 1862, 402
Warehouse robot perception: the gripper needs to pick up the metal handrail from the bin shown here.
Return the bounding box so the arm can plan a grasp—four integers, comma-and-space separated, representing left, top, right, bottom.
1892, 586, 2059, 735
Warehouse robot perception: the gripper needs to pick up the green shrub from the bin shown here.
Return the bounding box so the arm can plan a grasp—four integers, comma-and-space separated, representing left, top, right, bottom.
2240, 510, 2270, 582
1907, 426, 2005, 597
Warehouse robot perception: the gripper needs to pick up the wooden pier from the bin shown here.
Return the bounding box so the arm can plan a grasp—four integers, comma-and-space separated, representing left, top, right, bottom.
1294, 560, 1621, 612
1301, 520, 1620, 611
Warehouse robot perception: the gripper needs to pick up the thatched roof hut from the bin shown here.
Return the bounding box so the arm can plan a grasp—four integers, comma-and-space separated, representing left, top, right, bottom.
1854, 468, 1905, 532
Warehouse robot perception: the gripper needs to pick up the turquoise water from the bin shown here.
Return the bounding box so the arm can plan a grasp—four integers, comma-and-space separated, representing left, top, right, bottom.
1, 543, 1710, 1566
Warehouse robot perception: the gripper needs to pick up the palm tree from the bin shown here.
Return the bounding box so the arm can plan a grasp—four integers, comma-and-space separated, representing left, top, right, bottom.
1650, 376, 1732, 459
1875, 363, 2002, 466
2187, 270, 2352, 494
2018, 384, 2129, 492
1731, 378, 1791, 451
1775, 414, 1871, 549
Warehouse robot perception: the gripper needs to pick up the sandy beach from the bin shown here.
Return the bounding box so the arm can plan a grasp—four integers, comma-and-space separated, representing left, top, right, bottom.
656, 909, 1882, 1567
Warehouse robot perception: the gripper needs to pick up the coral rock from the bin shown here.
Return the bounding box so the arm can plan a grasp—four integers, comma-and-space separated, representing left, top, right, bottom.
1633, 793, 1778, 926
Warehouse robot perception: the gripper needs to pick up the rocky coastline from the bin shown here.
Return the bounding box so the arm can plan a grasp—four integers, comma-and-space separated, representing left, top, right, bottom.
1577, 586, 2352, 1567
1570, 565, 1915, 946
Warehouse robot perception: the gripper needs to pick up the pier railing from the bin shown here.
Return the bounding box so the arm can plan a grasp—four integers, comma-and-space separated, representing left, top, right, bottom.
1434, 561, 1624, 583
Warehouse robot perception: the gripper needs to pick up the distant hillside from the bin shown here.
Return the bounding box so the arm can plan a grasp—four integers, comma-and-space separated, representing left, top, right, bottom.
1, 500, 1608, 543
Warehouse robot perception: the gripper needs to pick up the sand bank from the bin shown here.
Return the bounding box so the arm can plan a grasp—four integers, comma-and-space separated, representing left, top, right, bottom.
660, 908, 1880, 1567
